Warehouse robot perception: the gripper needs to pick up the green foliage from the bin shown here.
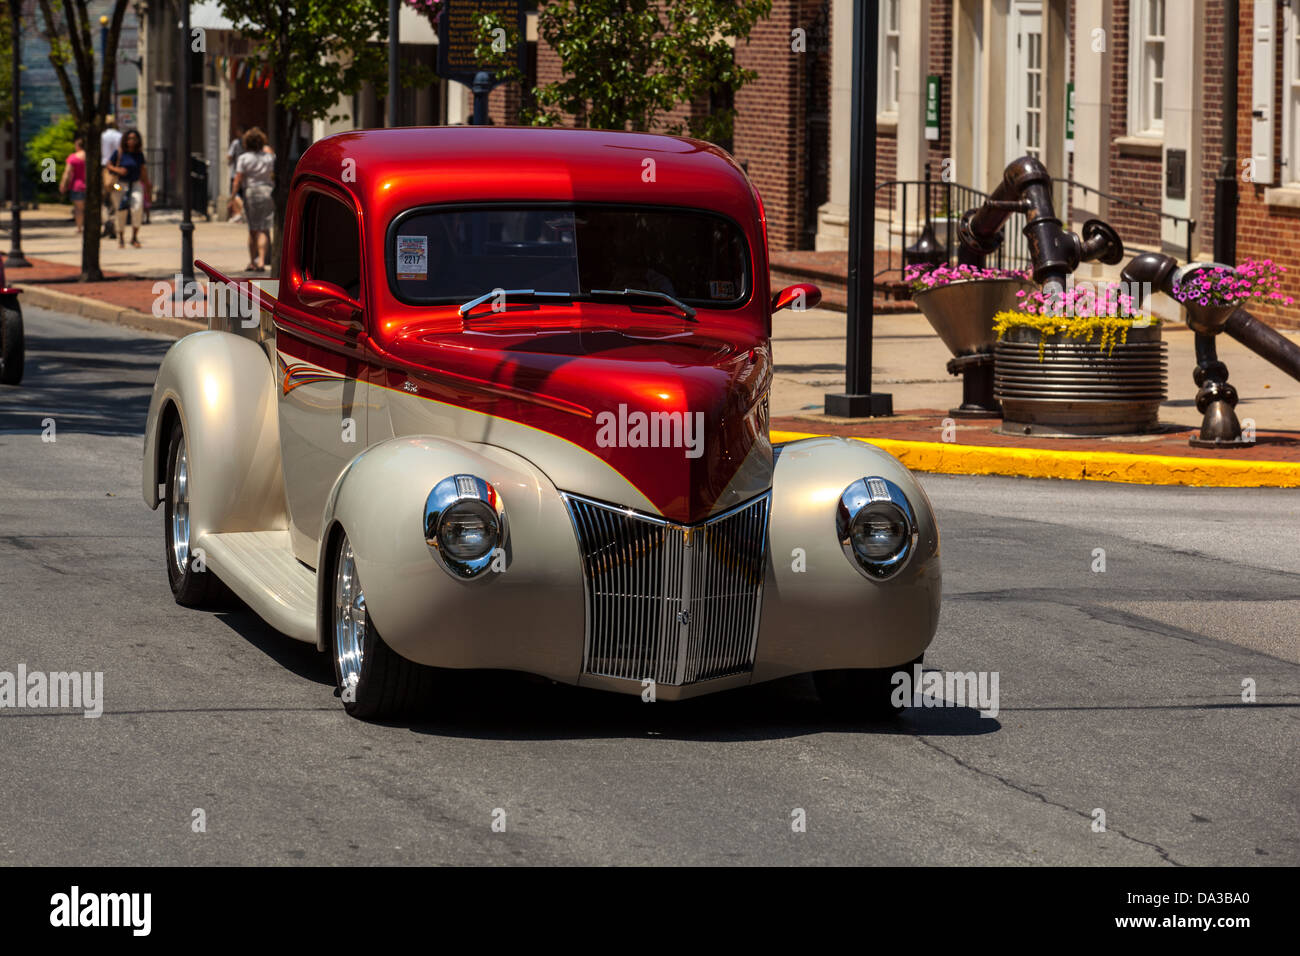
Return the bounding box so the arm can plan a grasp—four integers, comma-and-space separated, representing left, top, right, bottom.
0, 9, 12, 127
476, 0, 773, 145
24, 114, 77, 203
219, 0, 390, 127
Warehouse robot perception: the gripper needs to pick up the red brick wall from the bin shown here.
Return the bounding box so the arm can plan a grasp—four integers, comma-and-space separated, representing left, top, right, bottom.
1233, 0, 1300, 328
924, 0, 952, 180
1106, 0, 1162, 248
734, 0, 809, 250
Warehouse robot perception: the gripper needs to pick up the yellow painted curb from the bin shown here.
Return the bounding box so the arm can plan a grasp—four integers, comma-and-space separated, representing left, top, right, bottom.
770, 430, 1300, 488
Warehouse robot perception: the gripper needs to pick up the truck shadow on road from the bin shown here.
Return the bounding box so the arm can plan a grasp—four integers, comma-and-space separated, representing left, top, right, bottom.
213, 590, 999, 740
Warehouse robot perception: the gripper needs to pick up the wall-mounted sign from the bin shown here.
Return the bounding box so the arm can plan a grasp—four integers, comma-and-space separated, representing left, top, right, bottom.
1066, 82, 1075, 154
1166, 148, 1186, 200
925, 75, 941, 142
436, 0, 527, 87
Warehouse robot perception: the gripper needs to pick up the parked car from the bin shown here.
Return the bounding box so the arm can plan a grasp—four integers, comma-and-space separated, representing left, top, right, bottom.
141, 126, 941, 720
0, 253, 23, 385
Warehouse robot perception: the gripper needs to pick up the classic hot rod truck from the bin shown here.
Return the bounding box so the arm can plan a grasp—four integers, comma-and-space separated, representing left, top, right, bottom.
142, 127, 941, 720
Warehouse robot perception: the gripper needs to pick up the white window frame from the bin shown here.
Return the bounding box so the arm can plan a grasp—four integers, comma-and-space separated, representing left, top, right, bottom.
1283, 1, 1300, 185
878, 0, 901, 118
1128, 0, 1166, 137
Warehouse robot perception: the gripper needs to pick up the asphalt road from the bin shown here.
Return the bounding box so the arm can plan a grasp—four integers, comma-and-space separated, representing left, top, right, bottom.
1, 305, 1297, 866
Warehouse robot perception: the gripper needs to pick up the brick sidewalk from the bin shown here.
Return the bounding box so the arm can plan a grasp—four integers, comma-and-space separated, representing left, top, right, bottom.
3, 257, 163, 316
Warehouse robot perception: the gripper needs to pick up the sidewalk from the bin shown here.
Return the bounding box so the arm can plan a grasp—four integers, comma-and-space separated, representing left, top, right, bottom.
769, 308, 1300, 485
6, 207, 1300, 485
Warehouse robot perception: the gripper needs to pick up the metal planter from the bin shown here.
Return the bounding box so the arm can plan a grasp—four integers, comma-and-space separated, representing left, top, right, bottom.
994, 324, 1167, 436
912, 278, 1037, 416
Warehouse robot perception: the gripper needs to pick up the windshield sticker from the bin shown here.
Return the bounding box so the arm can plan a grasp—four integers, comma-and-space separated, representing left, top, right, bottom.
709, 280, 735, 299
396, 235, 429, 280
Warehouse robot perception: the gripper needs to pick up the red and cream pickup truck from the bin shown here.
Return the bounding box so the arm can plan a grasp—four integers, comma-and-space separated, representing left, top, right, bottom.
141, 126, 941, 720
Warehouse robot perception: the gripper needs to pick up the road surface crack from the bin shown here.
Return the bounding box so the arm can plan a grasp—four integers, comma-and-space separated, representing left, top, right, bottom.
914, 735, 1185, 866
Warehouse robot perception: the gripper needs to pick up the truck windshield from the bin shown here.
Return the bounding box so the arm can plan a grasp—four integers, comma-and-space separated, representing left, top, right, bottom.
388, 205, 750, 309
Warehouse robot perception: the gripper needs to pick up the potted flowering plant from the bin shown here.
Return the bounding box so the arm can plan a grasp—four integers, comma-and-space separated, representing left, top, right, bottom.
906, 263, 1035, 416
1169, 259, 1293, 334
990, 281, 1166, 437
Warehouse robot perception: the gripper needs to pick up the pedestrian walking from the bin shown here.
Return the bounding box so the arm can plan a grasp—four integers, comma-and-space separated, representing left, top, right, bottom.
100, 116, 122, 239
227, 124, 246, 223
60, 138, 88, 234
233, 127, 275, 272
106, 129, 152, 249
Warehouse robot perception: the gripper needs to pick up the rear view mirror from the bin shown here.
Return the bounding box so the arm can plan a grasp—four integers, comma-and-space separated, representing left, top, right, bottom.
772, 282, 822, 313
299, 279, 362, 325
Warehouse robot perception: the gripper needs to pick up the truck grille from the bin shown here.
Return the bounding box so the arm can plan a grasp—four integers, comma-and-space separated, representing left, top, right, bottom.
562, 493, 771, 685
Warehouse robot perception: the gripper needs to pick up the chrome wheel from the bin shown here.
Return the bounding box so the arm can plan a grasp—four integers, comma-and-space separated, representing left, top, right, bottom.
334, 536, 366, 692
170, 437, 191, 573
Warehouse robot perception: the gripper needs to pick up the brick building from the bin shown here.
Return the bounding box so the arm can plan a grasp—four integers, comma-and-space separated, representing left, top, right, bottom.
478, 0, 1298, 329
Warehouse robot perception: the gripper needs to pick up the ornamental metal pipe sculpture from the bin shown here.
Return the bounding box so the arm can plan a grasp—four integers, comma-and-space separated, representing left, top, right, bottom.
960, 161, 1300, 446
959, 156, 1154, 437
1121, 254, 1300, 447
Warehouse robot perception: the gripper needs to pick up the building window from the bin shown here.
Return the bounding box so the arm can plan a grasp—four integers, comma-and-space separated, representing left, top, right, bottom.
878, 0, 900, 116
1129, 0, 1165, 137
1285, 2, 1300, 184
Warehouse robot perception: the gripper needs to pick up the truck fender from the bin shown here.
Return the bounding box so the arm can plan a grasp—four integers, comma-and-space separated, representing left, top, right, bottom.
142, 330, 288, 540
315, 436, 585, 682
754, 437, 942, 679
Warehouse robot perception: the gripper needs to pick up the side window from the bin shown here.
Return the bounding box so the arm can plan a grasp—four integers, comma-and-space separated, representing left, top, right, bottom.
300, 191, 362, 302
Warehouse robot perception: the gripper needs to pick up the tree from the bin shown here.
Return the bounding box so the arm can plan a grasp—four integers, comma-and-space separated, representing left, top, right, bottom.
34, 0, 130, 280
1, 2, 13, 128
479, 0, 772, 144
219, 0, 389, 268
25, 113, 76, 202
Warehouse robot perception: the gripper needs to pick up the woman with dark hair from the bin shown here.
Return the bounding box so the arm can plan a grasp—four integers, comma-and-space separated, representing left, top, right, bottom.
60, 137, 88, 233
232, 126, 275, 272
106, 128, 152, 248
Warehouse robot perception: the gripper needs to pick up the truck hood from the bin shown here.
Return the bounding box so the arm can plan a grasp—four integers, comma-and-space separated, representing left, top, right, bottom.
375, 312, 773, 524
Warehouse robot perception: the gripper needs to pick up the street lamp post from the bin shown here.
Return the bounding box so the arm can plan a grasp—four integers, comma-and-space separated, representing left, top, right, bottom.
6, 0, 31, 268
177, 1, 196, 304
388, 0, 400, 127
825, 0, 889, 417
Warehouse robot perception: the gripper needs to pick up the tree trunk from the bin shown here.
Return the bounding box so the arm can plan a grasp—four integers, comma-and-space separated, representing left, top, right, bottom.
80, 120, 103, 281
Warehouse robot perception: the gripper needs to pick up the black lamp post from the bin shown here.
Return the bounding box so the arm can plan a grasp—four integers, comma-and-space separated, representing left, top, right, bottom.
6, 0, 31, 268
388, 0, 400, 126
825, 0, 889, 417
176, 0, 196, 303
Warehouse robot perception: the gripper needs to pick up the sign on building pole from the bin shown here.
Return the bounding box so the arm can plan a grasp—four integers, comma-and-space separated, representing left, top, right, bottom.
925, 75, 941, 142
825, 0, 892, 418
435, 0, 527, 124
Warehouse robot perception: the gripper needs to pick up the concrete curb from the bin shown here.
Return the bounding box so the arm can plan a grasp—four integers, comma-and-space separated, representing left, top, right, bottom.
771, 429, 1300, 488
15, 284, 204, 339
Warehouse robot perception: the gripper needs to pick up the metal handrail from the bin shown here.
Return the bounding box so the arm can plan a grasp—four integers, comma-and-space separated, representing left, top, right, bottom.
1053, 177, 1196, 263
873, 177, 1033, 280
873, 175, 1198, 282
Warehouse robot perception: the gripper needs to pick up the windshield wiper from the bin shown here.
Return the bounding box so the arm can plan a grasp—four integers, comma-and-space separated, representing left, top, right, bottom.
587, 288, 697, 320
458, 289, 575, 317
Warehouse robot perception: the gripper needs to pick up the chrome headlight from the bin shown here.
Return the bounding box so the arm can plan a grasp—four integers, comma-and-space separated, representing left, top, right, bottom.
836, 476, 918, 580
424, 474, 507, 580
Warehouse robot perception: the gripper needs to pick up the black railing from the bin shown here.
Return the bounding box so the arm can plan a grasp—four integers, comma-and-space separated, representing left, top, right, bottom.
874, 176, 1033, 281
1053, 177, 1196, 264
875, 173, 1198, 282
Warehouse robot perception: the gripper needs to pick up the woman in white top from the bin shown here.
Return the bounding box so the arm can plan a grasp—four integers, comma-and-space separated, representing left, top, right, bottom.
232, 126, 275, 272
